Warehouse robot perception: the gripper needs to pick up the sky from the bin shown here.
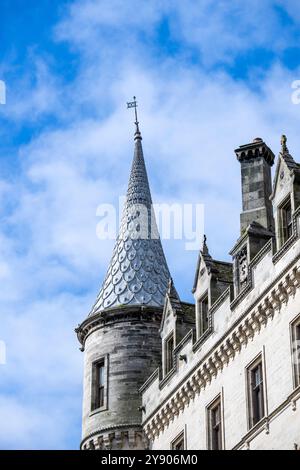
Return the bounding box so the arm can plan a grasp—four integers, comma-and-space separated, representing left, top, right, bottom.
1, 0, 300, 450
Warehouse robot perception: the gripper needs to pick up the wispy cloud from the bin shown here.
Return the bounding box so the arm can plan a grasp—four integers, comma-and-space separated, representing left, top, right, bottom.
1, 0, 300, 449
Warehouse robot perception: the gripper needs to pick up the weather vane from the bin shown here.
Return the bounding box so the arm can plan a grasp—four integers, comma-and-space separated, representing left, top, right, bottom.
127, 96, 138, 125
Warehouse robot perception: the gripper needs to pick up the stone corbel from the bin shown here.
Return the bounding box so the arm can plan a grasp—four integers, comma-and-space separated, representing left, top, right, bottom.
160, 408, 168, 426
97, 436, 104, 450
103, 433, 113, 450
190, 374, 201, 394
145, 424, 153, 441
208, 358, 218, 376
232, 332, 242, 352
220, 344, 230, 365
214, 350, 224, 370
153, 427, 160, 438
185, 381, 195, 400
259, 301, 270, 322
88, 439, 95, 450
154, 414, 162, 432
278, 282, 289, 304
251, 311, 261, 332
170, 397, 179, 416
202, 364, 212, 383
225, 338, 235, 358
165, 403, 173, 422
196, 369, 206, 389
177, 389, 188, 408
293, 266, 300, 284
244, 319, 255, 340
271, 289, 281, 310
237, 324, 248, 344
114, 431, 122, 449
284, 274, 296, 297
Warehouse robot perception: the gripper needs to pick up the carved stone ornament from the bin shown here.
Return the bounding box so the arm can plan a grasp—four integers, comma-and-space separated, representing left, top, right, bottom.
237, 245, 248, 287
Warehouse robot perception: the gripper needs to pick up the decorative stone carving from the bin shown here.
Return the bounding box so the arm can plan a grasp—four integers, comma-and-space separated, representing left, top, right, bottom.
237, 245, 248, 289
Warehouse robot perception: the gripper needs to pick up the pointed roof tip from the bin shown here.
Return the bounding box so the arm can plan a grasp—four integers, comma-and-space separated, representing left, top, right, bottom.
166, 277, 181, 303
279, 134, 299, 166
88, 102, 171, 316
281, 134, 288, 154
167, 277, 176, 295
134, 120, 142, 141
202, 234, 209, 255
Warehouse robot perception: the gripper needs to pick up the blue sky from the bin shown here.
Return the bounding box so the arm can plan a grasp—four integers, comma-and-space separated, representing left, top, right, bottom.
1, 0, 300, 449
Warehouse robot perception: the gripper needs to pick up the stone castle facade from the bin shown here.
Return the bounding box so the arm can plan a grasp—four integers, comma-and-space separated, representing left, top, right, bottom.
76, 120, 300, 450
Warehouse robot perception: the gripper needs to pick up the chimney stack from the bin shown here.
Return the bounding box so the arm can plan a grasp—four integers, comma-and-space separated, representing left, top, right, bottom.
235, 138, 275, 234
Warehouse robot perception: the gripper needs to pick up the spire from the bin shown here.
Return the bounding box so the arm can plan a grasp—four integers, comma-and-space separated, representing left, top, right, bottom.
202, 234, 209, 255
201, 234, 214, 272
89, 100, 170, 315
279, 134, 300, 171
281, 134, 288, 153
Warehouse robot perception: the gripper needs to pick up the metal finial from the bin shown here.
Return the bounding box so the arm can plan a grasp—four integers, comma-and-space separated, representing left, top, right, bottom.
127, 96, 141, 138
281, 134, 288, 153
202, 234, 209, 255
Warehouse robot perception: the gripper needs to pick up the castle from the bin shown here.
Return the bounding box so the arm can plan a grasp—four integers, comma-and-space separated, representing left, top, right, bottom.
76, 110, 300, 450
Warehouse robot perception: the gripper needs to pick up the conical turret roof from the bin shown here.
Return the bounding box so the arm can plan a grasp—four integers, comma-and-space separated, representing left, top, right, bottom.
89, 123, 170, 316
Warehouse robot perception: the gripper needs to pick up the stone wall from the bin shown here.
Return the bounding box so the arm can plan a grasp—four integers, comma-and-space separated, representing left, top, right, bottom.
79, 307, 162, 449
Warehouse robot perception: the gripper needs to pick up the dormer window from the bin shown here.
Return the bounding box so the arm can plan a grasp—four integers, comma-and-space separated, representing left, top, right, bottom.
279, 196, 292, 246
198, 293, 209, 336
164, 333, 174, 375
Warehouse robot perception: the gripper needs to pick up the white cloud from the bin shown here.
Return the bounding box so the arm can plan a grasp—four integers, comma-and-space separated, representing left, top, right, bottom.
1, 0, 300, 449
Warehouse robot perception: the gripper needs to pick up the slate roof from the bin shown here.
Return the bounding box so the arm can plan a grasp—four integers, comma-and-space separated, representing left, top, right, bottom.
89, 124, 170, 316
192, 237, 233, 292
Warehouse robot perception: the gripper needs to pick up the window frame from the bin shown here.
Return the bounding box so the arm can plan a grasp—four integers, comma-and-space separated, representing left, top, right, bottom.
290, 314, 300, 389
278, 195, 293, 247
197, 291, 209, 337
91, 354, 109, 413
207, 394, 224, 450
171, 430, 185, 450
164, 332, 174, 376
246, 354, 266, 429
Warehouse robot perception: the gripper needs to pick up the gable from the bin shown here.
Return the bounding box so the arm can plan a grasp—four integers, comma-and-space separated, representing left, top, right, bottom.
192, 253, 209, 294
272, 155, 293, 209
193, 255, 210, 300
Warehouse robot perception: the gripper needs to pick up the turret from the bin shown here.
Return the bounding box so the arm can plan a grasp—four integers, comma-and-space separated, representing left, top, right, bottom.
76, 99, 170, 450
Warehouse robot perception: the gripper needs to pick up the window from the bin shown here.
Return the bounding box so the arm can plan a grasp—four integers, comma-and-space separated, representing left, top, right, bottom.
279, 196, 292, 246
247, 357, 265, 428
171, 432, 184, 450
91, 358, 106, 411
291, 317, 300, 388
198, 293, 209, 336
207, 396, 223, 450
165, 333, 174, 375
